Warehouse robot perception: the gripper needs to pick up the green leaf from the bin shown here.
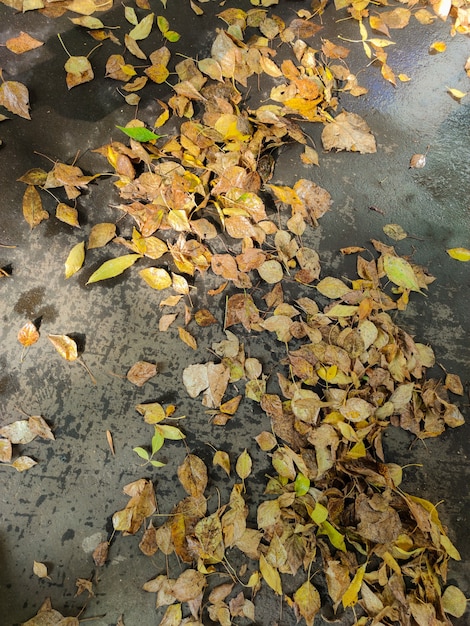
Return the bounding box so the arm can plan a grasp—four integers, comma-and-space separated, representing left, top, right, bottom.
383, 253, 422, 293
150, 459, 166, 467
151, 429, 165, 455
157, 15, 169, 34
159, 425, 186, 440
86, 254, 141, 284
294, 472, 310, 496
133, 446, 149, 461
164, 30, 180, 42
116, 125, 162, 142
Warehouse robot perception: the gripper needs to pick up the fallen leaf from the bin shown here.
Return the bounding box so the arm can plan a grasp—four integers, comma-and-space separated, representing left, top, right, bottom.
177, 454, 207, 497
127, 361, 157, 386
383, 223, 407, 241
383, 254, 422, 292
6, 32, 44, 54
236, 449, 252, 480
409, 153, 426, 168
18, 321, 40, 347
178, 326, 197, 350
23, 185, 48, 229
293, 580, 321, 626
88, 223, 116, 249
33, 561, 50, 579
48, 334, 78, 361
56, 203, 79, 227
64, 56, 94, 90
430, 41, 446, 53
0, 420, 35, 444
213, 450, 230, 476
259, 553, 282, 595
12, 456, 37, 472
92, 541, 109, 567
87, 254, 141, 284
0, 80, 31, 119
447, 247, 470, 262
322, 111, 376, 154
441, 585, 467, 618
447, 87, 467, 101
140, 267, 172, 290
65, 241, 85, 278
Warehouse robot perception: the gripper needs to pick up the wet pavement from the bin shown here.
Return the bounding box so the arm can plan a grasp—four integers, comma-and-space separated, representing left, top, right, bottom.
0, 1, 469, 625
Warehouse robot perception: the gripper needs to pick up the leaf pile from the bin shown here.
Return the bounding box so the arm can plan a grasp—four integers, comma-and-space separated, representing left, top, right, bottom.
2, 1, 468, 625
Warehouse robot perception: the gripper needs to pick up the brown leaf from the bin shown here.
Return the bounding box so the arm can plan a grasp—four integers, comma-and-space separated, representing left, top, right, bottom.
139, 523, 158, 556
23, 186, 48, 229
0, 420, 36, 444
18, 321, 40, 347
194, 309, 217, 327
65, 56, 94, 90
29, 415, 54, 440
0, 80, 31, 119
409, 153, 426, 169
322, 111, 376, 154
112, 479, 156, 534
92, 541, 109, 567
6, 32, 44, 54
75, 577, 94, 597
56, 203, 79, 227
126, 361, 157, 386
177, 454, 208, 497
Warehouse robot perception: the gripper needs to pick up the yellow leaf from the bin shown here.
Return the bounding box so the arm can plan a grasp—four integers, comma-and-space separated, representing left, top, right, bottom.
178, 326, 197, 350
317, 365, 338, 382
48, 334, 78, 361
213, 450, 231, 476
12, 456, 37, 471
294, 580, 321, 626
342, 564, 366, 607
88, 223, 116, 249
430, 41, 446, 52
129, 12, 154, 40
87, 254, 141, 284
65, 241, 85, 279
447, 87, 467, 101
447, 247, 470, 262
236, 449, 252, 480
259, 553, 282, 595
440, 534, 461, 560
309, 502, 328, 525
136, 402, 166, 424
441, 585, 467, 618
398, 73, 411, 82
56, 202, 79, 227
140, 267, 172, 290
318, 521, 346, 552
23, 185, 48, 229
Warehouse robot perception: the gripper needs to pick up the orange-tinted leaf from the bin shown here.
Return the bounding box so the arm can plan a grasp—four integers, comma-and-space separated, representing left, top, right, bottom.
0, 80, 31, 119
18, 321, 39, 347
6, 32, 44, 54
127, 361, 157, 386
213, 450, 230, 476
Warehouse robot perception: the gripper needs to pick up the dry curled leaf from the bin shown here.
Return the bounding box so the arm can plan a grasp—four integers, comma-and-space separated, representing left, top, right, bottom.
0, 80, 31, 119
177, 453, 208, 497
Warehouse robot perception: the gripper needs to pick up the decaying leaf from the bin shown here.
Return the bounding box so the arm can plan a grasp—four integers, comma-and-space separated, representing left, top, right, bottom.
6, 32, 44, 54
409, 153, 426, 168
88, 223, 116, 249
322, 111, 376, 154
127, 361, 157, 386
0, 80, 31, 119
22, 185, 48, 229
